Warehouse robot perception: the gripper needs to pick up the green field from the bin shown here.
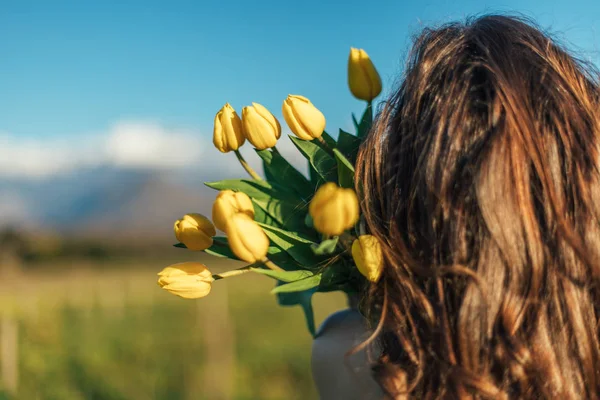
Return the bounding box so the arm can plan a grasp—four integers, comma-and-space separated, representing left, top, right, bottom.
0, 255, 347, 399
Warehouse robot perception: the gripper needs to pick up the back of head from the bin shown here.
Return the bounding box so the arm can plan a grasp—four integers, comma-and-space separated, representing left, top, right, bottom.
356, 15, 600, 399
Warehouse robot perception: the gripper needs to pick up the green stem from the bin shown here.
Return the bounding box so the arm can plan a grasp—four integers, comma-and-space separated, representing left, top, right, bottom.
262, 258, 285, 272
271, 146, 282, 156
212, 266, 253, 280
234, 150, 262, 180
339, 232, 356, 251
316, 136, 335, 156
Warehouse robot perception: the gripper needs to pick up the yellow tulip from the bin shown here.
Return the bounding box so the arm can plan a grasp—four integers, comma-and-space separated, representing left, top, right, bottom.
348, 48, 382, 102
157, 262, 214, 299
174, 213, 216, 251
282, 95, 326, 140
352, 235, 384, 282
242, 103, 281, 150
225, 213, 270, 263
309, 182, 359, 236
212, 190, 255, 231
213, 103, 245, 153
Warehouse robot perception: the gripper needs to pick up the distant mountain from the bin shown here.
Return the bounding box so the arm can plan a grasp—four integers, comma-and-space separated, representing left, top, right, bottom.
0, 142, 312, 242
0, 166, 222, 241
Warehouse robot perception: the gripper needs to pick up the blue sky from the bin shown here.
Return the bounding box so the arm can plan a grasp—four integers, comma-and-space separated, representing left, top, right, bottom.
0, 0, 598, 177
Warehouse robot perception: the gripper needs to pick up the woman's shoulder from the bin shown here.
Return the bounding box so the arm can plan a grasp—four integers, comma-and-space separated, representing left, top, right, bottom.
311, 308, 384, 400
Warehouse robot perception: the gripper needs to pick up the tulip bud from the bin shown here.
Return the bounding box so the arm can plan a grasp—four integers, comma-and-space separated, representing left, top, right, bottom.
282, 95, 326, 140
309, 183, 359, 236
352, 235, 383, 282
348, 48, 382, 102
212, 190, 255, 232
213, 103, 245, 153
157, 262, 214, 299
174, 213, 217, 251
225, 213, 270, 263
242, 103, 282, 150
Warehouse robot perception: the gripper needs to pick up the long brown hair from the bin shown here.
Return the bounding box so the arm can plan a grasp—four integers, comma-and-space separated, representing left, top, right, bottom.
356, 15, 600, 399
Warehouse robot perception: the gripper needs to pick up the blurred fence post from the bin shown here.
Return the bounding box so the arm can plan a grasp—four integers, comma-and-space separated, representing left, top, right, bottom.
200, 283, 235, 400
1, 316, 18, 395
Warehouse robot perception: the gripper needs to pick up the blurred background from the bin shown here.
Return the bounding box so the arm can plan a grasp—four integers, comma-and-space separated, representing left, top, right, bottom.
0, 0, 598, 399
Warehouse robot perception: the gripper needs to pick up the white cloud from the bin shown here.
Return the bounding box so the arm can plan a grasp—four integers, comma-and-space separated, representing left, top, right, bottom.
105, 121, 203, 168
0, 134, 100, 178
0, 120, 311, 180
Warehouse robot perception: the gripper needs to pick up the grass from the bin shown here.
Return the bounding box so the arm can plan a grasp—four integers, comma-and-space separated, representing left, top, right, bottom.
0, 254, 347, 399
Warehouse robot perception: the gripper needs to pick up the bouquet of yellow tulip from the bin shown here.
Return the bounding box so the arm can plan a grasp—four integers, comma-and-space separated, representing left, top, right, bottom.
158, 48, 384, 336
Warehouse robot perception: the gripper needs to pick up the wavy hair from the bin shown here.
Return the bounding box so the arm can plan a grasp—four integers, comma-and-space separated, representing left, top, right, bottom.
355, 15, 600, 399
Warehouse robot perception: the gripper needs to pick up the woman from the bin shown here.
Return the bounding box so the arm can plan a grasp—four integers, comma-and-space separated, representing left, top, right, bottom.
312, 15, 600, 399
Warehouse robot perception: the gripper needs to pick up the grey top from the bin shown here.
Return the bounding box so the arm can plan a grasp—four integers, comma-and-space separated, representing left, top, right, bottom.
311, 309, 384, 399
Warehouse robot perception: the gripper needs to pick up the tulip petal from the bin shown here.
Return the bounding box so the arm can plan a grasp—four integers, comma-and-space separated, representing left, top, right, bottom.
162, 278, 212, 299
159, 262, 213, 278
213, 103, 245, 152
309, 183, 338, 215
352, 235, 383, 282
343, 189, 360, 229
282, 95, 326, 141
242, 105, 280, 150
359, 49, 382, 100
225, 214, 269, 263
332, 191, 347, 236
157, 262, 214, 298
233, 192, 254, 217
183, 214, 217, 237
348, 48, 369, 101
174, 219, 183, 242
226, 105, 245, 149
252, 103, 281, 139
249, 117, 276, 149
309, 183, 360, 236
292, 99, 326, 140
175, 214, 216, 251
282, 98, 308, 140
213, 111, 226, 152
348, 48, 381, 101
212, 190, 255, 232
179, 229, 213, 251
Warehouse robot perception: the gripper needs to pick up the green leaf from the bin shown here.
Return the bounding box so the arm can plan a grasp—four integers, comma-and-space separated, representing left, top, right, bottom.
256, 149, 314, 198
253, 204, 282, 227
205, 178, 303, 228
262, 158, 278, 182
352, 113, 360, 132
309, 164, 320, 186
310, 237, 339, 256
206, 239, 302, 270
266, 246, 303, 271
289, 136, 337, 183
203, 237, 239, 259
251, 268, 314, 282
357, 103, 373, 138
251, 197, 309, 235
271, 273, 322, 293
333, 148, 355, 189
319, 261, 354, 292
258, 223, 323, 268
173, 243, 186, 249
337, 129, 361, 165
205, 179, 301, 207
276, 288, 316, 337
258, 223, 315, 243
